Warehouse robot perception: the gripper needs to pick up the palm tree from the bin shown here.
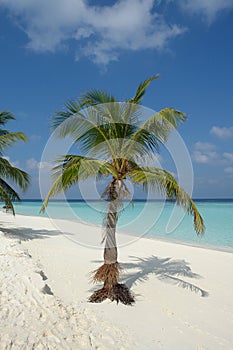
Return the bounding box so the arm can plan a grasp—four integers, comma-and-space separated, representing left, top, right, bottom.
0, 111, 30, 213
41, 75, 204, 305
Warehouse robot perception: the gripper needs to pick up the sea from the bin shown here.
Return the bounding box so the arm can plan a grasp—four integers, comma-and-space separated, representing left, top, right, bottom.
5, 199, 233, 252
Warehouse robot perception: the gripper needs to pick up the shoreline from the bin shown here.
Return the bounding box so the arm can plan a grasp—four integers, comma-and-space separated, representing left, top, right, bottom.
120, 228, 233, 254
3, 211, 233, 254
0, 212, 233, 349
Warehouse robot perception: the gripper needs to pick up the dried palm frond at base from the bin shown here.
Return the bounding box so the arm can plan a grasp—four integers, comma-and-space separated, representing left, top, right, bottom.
89, 287, 109, 303
89, 283, 135, 305
90, 262, 135, 305
112, 283, 135, 305
92, 262, 121, 285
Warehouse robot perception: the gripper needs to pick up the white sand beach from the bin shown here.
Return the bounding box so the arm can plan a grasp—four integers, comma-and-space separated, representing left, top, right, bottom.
0, 212, 232, 350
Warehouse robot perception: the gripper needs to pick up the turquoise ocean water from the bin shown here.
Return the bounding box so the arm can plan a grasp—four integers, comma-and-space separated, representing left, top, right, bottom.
7, 200, 233, 251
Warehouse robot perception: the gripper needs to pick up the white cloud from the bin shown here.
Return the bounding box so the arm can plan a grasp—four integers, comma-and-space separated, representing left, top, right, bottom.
0, 0, 186, 65
223, 152, 233, 163
192, 142, 233, 167
26, 158, 52, 172
192, 151, 218, 164
29, 134, 42, 141
177, 0, 233, 23
210, 126, 233, 139
194, 142, 216, 151
26, 158, 39, 170
224, 166, 233, 174
192, 142, 218, 164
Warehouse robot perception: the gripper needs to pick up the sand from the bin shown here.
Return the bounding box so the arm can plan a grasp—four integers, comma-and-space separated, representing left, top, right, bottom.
0, 212, 232, 350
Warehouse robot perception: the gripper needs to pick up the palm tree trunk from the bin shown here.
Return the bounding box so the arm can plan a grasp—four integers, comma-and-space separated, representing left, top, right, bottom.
104, 187, 118, 264
89, 179, 134, 305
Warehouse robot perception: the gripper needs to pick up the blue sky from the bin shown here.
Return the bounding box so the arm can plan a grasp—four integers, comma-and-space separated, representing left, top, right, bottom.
0, 0, 232, 199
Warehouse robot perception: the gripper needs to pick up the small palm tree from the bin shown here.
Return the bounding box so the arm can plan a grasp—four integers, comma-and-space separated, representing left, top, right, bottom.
0, 111, 30, 213
41, 75, 204, 305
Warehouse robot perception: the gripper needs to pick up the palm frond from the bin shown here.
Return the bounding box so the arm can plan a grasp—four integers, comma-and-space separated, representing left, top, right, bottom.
0, 178, 21, 201
0, 185, 15, 215
53, 155, 118, 182
52, 100, 82, 130
80, 90, 116, 107
133, 108, 186, 143
78, 122, 136, 160
90, 102, 141, 126
129, 166, 205, 234
0, 132, 27, 152
52, 96, 116, 131
0, 111, 15, 125
0, 158, 30, 192
40, 156, 117, 212
123, 128, 160, 162
51, 108, 128, 161
40, 175, 65, 213
129, 74, 159, 104
121, 108, 186, 163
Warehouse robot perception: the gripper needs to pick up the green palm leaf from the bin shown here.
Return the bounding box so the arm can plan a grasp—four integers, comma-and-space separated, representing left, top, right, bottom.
0, 178, 21, 201
0, 158, 30, 192
0, 185, 15, 215
131, 108, 186, 144
53, 102, 155, 164
129, 74, 159, 104
41, 156, 117, 212
80, 90, 116, 106
52, 93, 116, 131
129, 166, 205, 234
53, 155, 118, 182
0, 111, 15, 125
52, 100, 82, 130
120, 108, 186, 168
0, 132, 27, 153
0, 109, 30, 214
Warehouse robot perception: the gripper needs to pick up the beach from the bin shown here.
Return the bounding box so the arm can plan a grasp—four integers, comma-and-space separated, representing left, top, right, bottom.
0, 212, 232, 350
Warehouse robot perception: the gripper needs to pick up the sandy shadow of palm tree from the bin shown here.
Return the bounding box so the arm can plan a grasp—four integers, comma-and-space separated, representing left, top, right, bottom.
0, 225, 69, 241
121, 255, 208, 297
